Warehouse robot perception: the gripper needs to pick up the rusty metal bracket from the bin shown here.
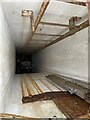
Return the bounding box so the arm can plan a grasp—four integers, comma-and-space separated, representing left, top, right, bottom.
22, 10, 35, 32
23, 0, 50, 47
22, 10, 32, 17
69, 16, 82, 31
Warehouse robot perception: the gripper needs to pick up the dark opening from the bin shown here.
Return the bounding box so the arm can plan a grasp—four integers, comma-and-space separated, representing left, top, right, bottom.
15, 51, 32, 74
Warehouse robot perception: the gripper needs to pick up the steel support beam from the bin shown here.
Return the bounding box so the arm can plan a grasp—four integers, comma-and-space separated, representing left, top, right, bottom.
87, 1, 90, 24
45, 20, 89, 48
22, 10, 35, 32
34, 20, 89, 52
35, 33, 62, 36
30, 11, 35, 32
40, 21, 71, 27
24, 0, 50, 46
34, 0, 50, 31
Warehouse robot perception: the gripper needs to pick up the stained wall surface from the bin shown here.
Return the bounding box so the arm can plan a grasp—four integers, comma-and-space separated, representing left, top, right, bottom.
32, 28, 88, 83
0, 3, 15, 113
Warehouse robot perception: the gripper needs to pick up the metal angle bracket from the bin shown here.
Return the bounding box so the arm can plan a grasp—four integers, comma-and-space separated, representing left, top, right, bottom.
69, 16, 82, 31
22, 10, 33, 17
22, 10, 35, 32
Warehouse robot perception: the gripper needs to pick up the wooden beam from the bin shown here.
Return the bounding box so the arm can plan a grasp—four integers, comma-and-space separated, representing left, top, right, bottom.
40, 21, 71, 27
35, 33, 62, 36
0, 113, 32, 119
24, 0, 50, 46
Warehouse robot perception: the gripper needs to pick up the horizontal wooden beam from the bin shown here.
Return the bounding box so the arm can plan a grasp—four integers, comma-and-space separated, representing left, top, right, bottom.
35, 33, 62, 36
0, 113, 32, 119
40, 21, 71, 27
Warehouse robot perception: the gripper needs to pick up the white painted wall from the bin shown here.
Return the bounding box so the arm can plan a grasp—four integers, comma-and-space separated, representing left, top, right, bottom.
32, 28, 88, 83
0, 3, 15, 113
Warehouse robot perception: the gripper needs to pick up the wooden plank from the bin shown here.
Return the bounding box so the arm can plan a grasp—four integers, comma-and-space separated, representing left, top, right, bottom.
25, 76, 38, 95
46, 78, 63, 91
22, 91, 63, 103
31, 79, 40, 94
0, 113, 32, 119
28, 75, 43, 94
24, 77, 32, 96
31, 79, 43, 94
21, 75, 64, 103
40, 79, 53, 91
21, 77, 29, 97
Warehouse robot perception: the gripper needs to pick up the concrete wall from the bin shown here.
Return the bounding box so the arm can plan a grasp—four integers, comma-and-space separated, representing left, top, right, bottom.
0, 3, 15, 113
32, 28, 88, 83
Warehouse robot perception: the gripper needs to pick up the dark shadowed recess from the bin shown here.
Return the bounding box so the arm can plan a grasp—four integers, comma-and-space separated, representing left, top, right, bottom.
15, 51, 32, 74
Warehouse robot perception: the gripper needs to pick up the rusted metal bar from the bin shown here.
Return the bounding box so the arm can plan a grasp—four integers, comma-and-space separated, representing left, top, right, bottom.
69, 16, 81, 31
31, 39, 51, 42
24, 0, 50, 46
22, 10, 35, 32
56, 0, 86, 6
67, 2, 86, 6
40, 21, 71, 27
40, 79, 52, 91
34, 0, 50, 31
30, 11, 35, 32
35, 32, 62, 36
37, 20, 89, 50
